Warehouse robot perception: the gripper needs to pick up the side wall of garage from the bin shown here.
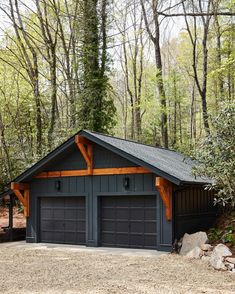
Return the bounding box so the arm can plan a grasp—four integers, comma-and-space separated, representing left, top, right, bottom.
173, 186, 218, 240
27, 143, 173, 251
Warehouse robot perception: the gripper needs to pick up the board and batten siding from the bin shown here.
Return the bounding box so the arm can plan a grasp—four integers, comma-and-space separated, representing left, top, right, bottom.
174, 186, 217, 240
27, 143, 173, 251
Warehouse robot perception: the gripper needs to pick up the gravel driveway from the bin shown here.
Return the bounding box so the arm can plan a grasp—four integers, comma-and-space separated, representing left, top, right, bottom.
0, 242, 234, 294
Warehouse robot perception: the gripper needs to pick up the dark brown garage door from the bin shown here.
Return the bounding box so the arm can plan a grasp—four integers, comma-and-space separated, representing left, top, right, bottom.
40, 197, 86, 245
100, 196, 157, 249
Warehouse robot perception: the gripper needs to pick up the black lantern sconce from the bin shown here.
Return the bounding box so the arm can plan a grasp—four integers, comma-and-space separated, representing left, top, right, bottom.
55, 180, 62, 192
123, 177, 130, 190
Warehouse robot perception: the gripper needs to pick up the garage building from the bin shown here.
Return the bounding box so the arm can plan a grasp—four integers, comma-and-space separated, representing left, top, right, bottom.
0, 130, 217, 251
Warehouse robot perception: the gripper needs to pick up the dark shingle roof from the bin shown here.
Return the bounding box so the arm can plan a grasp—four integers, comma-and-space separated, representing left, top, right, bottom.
0, 130, 210, 196
81, 130, 210, 185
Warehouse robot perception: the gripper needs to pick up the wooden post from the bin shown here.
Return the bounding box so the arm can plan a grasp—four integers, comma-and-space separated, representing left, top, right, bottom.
9, 195, 14, 241
11, 182, 30, 217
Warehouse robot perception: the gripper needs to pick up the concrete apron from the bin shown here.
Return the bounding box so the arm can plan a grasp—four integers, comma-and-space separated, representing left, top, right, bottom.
0, 241, 168, 258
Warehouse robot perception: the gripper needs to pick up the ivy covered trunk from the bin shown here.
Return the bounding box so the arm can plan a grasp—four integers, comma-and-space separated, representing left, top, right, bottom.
79, 0, 116, 133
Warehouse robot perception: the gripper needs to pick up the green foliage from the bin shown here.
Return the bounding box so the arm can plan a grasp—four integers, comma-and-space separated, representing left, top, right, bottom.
194, 100, 235, 207
208, 228, 223, 242
208, 226, 235, 246
78, 0, 116, 134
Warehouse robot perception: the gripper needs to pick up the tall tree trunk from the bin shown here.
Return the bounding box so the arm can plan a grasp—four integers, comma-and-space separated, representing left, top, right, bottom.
183, 0, 211, 136
141, 0, 168, 147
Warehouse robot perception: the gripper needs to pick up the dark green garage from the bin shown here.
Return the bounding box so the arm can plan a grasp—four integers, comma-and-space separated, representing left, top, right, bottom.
0, 130, 217, 251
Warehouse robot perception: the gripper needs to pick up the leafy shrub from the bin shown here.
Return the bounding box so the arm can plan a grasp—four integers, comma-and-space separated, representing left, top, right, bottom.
194, 101, 235, 208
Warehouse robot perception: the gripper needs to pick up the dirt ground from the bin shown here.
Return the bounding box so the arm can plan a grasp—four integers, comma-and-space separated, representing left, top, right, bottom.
0, 243, 235, 294
0, 207, 26, 231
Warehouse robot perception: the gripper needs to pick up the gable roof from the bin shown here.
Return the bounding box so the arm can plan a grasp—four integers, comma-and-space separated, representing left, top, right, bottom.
80, 131, 209, 185
0, 130, 210, 197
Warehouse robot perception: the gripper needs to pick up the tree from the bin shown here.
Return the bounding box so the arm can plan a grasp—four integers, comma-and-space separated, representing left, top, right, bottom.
2, 0, 43, 156
182, 0, 212, 135
141, 0, 169, 148
194, 100, 235, 207
78, 0, 116, 133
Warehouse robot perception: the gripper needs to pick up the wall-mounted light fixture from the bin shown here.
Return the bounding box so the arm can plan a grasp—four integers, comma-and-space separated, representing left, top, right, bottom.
55, 180, 61, 191
123, 177, 130, 190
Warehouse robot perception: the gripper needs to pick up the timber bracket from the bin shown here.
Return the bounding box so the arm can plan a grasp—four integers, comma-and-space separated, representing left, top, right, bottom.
155, 177, 172, 221
75, 135, 93, 175
10, 182, 30, 217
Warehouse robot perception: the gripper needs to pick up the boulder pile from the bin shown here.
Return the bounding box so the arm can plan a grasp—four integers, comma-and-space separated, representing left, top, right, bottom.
178, 231, 235, 272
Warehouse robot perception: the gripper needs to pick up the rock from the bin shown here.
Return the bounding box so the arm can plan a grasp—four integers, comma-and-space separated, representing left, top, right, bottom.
209, 254, 227, 270
212, 244, 232, 257
186, 246, 202, 259
200, 244, 213, 251
209, 244, 232, 271
204, 250, 212, 257
201, 255, 210, 262
226, 257, 235, 264
224, 262, 235, 270
180, 232, 208, 255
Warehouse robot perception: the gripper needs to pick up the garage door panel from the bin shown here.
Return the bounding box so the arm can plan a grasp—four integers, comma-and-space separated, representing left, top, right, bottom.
41, 208, 53, 218
64, 209, 77, 219
130, 234, 144, 247
130, 208, 144, 220
116, 221, 129, 232
52, 232, 64, 243
116, 233, 129, 245
102, 232, 115, 244
145, 209, 156, 220
144, 235, 157, 248
64, 220, 76, 231
77, 209, 86, 219
116, 208, 128, 219
53, 209, 64, 218
102, 220, 115, 231
53, 220, 64, 231
41, 220, 53, 231
100, 195, 157, 249
102, 208, 115, 218
130, 198, 143, 207
40, 197, 86, 245
145, 222, 156, 233
64, 232, 77, 243
77, 220, 86, 231
130, 221, 144, 233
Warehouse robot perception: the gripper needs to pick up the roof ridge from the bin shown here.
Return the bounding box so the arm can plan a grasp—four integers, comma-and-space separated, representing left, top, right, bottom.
84, 130, 178, 153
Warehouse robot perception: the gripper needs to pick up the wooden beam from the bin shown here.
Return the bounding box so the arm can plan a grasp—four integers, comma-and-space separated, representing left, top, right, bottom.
11, 182, 29, 190
35, 166, 151, 178
35, 169, 88, 178
75, 135, 91, 145
92, 167, 150, 176
155, 177, 172, 221
75, 135, 93, 175
11, 182, 29, 217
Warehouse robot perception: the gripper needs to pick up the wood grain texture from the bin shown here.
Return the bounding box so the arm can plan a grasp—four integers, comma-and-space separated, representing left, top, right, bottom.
155, 177, 172, 221
35, 167, 151, 178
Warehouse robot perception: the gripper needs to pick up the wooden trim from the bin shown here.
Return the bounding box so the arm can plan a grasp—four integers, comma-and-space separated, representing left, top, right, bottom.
10, 182, 30, 217
11, 182, 29, 190
24, 189, 29, 217
92, 167, 150, 175
155, 177, 172, 221
75, 135, 91, 145
75, 135, 93, 175
35, 166, 151, 178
